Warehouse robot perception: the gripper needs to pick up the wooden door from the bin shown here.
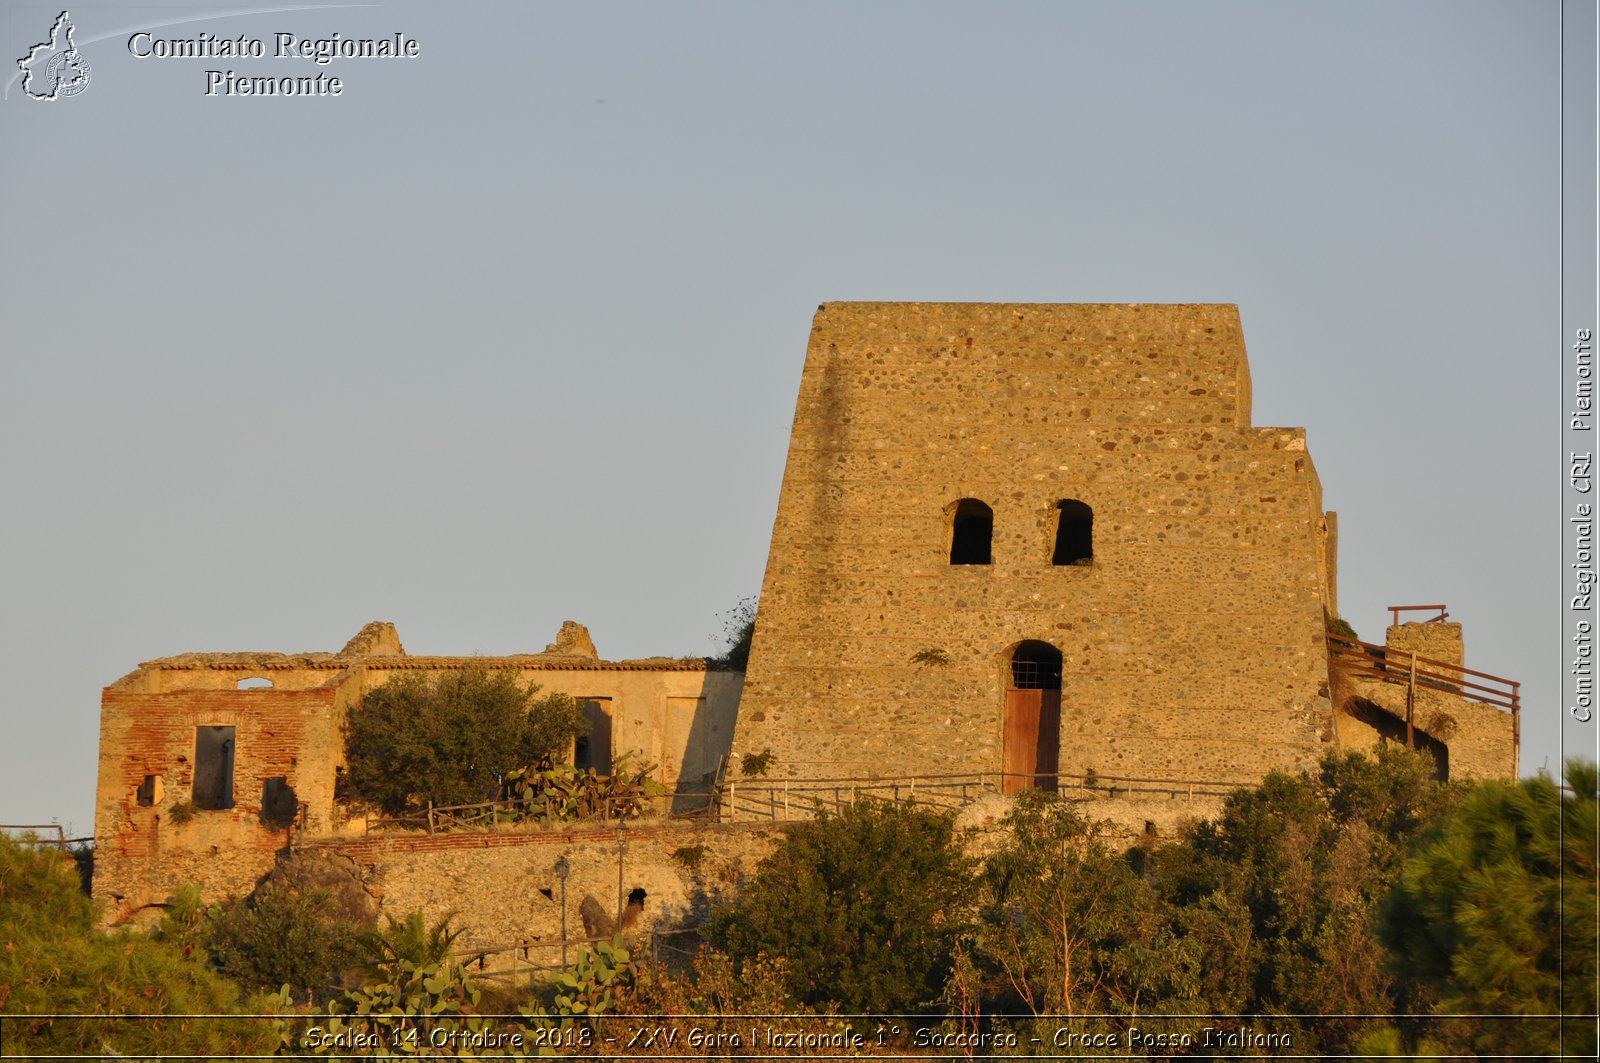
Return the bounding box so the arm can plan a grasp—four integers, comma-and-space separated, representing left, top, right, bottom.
1003, 688, 1061, 795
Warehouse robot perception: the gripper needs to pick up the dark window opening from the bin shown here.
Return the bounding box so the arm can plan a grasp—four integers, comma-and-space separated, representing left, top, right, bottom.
1052, 500, 1093, 565
627, 887, 647, 909
193, 726, 236, 810
1010, 641, 1064, 691
950, 499, 994, 565
574, 699, 613, 774
136, 774, 162, 807
259, 776, 298, 830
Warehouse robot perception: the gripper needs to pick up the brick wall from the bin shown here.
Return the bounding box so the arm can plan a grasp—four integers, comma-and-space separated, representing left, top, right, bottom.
94, 686, 341, 919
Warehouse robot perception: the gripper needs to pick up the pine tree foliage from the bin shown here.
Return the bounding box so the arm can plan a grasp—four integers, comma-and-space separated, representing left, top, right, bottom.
1379, 759, 1598, 1056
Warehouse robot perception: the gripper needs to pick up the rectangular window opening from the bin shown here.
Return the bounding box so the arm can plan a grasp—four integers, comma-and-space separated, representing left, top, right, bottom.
193, 726, 236, 810
573, 698, 613, 775
136, 774, 163, 807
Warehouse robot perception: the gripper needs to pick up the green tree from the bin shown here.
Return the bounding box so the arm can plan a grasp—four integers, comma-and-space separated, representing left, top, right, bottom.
719, 798, 975, 1014
1379, 760, 1598, 1057
1145, 747, 1457, 1052
0, 835, 281, 1058
340, 666, 587, 814
964, 790, 1192, 1034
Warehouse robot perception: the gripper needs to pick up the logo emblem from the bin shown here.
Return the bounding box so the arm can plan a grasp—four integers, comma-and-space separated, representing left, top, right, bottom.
18, 11, 91, 101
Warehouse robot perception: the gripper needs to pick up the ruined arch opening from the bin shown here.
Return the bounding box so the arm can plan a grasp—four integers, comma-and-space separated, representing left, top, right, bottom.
949, 499, 993, 565
1346, 697, 1450, 781
1003, 641, 1062, 795
1052, 499, 1093, 565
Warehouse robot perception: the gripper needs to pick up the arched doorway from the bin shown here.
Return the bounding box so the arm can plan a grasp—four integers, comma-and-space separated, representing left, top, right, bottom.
1003, 641, 1062, 795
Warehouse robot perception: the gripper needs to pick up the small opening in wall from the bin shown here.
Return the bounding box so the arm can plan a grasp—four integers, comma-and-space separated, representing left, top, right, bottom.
136, 774, 163, 807
627, 887, 647, 910
949, 499, 994, 565
574, 699, 614, 774
538, 887, 554, 901
259, 776, 298, 830
193, 726, 236, 810
237, 676, 274, 690
1052, 499, 1093, 565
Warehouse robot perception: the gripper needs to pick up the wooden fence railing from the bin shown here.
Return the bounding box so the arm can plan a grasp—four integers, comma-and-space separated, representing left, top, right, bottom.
0, 824, 70, 850
365, 792, 715, 835
456, 925, 708, 980
715, 769, 1257, 823
1327, 633, 1521, 714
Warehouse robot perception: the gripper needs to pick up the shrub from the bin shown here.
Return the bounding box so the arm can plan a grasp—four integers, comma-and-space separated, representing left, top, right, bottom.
1326, 614, 1359, 641
341, 666, 587, 815
719, 798, 975, 1013
628, 948, 848, 1053
0, 835, 280, 1058
358, 909, 463, 977
550, 936, 636, 1016
206, 885, 363, 998
738, 748, 775, 778
670, 844, 708, 871
292, 953, 500, 1057
500, 753, 665, 823
710, 596, 757, 671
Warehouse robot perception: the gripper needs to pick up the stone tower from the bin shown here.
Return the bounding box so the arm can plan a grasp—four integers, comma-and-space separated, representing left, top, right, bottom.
730, 303, 1338, 791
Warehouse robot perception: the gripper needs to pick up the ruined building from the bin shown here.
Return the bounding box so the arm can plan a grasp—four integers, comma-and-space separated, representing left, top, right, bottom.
94, 621, 742, 920
93, 302, 1518, 926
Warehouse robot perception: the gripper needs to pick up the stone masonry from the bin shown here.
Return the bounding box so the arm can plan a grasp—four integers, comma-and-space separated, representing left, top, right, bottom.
731, 303, 1340, 787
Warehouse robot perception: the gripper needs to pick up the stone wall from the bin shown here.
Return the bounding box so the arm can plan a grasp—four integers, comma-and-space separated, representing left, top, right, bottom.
301, 822, 782, 973
732, 303, 1336, 789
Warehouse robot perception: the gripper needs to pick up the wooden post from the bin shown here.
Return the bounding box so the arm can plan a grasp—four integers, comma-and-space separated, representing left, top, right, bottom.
1406, 653, 1417, 748
427, 800, 435, 835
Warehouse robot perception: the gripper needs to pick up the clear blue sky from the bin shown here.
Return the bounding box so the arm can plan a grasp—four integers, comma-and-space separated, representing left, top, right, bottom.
0, 1, 1572, 836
